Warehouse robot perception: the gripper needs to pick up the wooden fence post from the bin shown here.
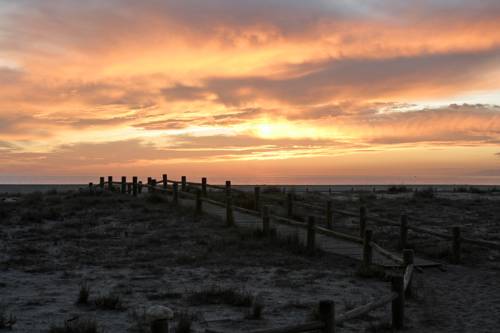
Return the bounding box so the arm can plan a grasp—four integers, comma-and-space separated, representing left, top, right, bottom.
319, 300, 335, 333
451, 226, 461, 264
254, 186, 261, 211
121, 177, 126, 194
226, 193, 234, 227
151, 179, 157, 193
132, 177, 138, 197
147, 177, 152, 187
363, 229, 373, 269
403, 249, 414, 298
391, 275, 405, 330
127, 183, 132, 194
196, 189, 202, 214
173, 182, 179, 205
225, 180, 231, 197
287, 193, 293, 217
108, 176, 113, 191
326, 200, 333, 229
202, 177, 207, 197
262, 205, 270, 237
359, 206, 367, 238
99, 177, 105, 191
163, 174, 168, 189
307, 216, 316, 254
400, 214, 408, 249
138, 181, 143, 194
181, 176, 187, 191
88, 182, 94, 194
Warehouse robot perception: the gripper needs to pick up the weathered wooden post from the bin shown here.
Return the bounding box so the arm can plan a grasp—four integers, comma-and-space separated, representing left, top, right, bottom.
196, 189, 202, 214
121, 176, 126, 194
108, 176, 113, 191
262, 205, 270, 237
147, 177, 152, 188
319, 300, 335, 333
391, 275, 405, 330
225, 180, 231, 196
363, 229, 373, 269
162, 174, 168, 189
99, 177, 105, 191
181, 176, 187, 191
127, 183, 132, 194
201, 177, 207, 197
451, 226, 461, 264
400, 214, 408, 249
138, 181, 143, 194
326, 200, 333, 229
151, 179, 157, 193
403, 249, 414, 298
254, 186, 261, 211
173, 182, 179, 205
226, 193, 234, 227
132, 177, 138, 197
88, 182, 94, 194
307, 216, 316, 254
287, 192, 293, 217
359, 206, 367, 238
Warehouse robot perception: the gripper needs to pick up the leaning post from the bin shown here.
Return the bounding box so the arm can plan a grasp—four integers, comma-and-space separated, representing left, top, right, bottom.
319, 300, 335, 333
391, 275, 405, 330
403, 249, 414, 298
307, 216, 316, 254
362, 229, 373, 269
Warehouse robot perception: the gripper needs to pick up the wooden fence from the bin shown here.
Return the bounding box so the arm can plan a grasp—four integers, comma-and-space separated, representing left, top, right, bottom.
89, 175, 500, 332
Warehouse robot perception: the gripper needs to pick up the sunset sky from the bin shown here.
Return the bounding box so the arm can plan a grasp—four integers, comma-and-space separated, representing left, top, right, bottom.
1, 1, 500, 184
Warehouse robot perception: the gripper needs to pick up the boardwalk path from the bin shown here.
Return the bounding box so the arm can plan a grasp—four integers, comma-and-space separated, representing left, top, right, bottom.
174, 193, 440, 268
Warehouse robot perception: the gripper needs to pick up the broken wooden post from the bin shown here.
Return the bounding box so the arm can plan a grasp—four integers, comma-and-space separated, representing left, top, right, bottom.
307, 216, 316, 254
262, 205, 270, 237
173, 182, 179, 205
326, 200, 333, 229
132, 177, 138, 197
108, 176, 113, 191
403, 249, 414, 298
363, 229, 373, 269
226, 193, 234, 227
254, 186, 261, 211
319, 300, 335, 333
359, 206, 367, 238
201, 177, 207, 197
181, 176, 187, 191
391, 275, 405, 330
451, 226, 461, 264
400, 214, 408, 249
196, 189, 202, 214
162, 174, 168, 189
99, 177, 105, 191
287, 192, 293, 217
121, 176, 126, 194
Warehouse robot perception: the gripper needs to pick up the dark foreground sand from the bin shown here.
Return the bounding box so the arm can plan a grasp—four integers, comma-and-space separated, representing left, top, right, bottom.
0, 189, 499, 332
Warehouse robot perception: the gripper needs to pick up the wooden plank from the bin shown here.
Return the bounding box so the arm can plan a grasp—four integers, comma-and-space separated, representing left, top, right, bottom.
403, 265, 414, 291
370, 242, 403, 264
336, 292, 398, 324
